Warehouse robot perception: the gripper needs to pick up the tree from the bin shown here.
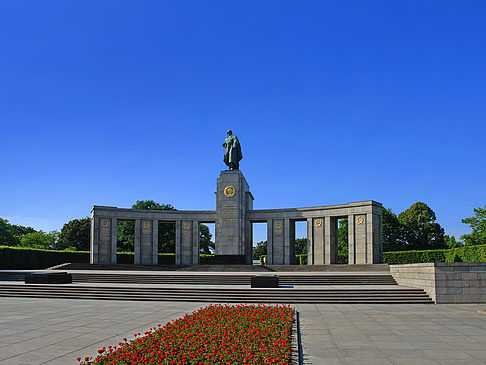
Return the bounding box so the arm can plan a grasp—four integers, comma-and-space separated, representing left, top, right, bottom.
397, 202, 446, 250
252, 241, 267, 260
294, 238, 307, 255
460, 205, 486, 246
0, 218, 36, 246
20, 230, 59, 249
59, 218, 91, 251
444, 235, 462, 248
383, 208, 405, 251
0, 218, 17, 246
337, 219, 348, 263
199, 224, 214, 254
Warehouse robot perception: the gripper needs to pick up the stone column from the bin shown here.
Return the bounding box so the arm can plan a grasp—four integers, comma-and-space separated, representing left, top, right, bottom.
307, 218, 325, 264
324, 216, 338, 264
284, 219, 295, 265
267, 219, 273, 265
90, 215, 98, 264
134, 219, 141, 264
139, 219, 157, 265
152, 219, 158, 265
111, 218, 117, 264
306, 218, 313, 265
192, 220, 199, 265
348, 214, 355, 264
175, 220, 182, 265
178, 220, 198, 265
267, 219, 295, 265
215, 170, 253, 264
367, 213, 382, 264
92, 217, 117, 264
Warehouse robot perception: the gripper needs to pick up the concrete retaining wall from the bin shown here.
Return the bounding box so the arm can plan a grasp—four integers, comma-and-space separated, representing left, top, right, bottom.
390, 262, 486, 303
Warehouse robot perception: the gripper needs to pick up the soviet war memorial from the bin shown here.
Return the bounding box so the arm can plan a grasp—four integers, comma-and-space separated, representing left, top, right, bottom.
91, 129, 383, 267
1, 2, 486, 365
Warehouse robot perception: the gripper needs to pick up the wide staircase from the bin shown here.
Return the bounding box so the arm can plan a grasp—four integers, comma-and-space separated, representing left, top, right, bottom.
0, 266, 433, 304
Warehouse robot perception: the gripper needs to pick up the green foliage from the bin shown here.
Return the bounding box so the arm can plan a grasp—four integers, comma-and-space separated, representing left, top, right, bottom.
20, 230, 59, 249
383, 249, 447, 264
0, 246, 89, 269
259, 255, 267, 265
199, 224, 214, 254
461, 205, 486, 246
59, 217, 91, 251
253, 241, 267, 260
383, 244, 486, 264
294, 238, 307, 255
199, 254, 215, 265
296, 254, 307, 265
337, 219, 348, 263
0, 218, 36, 246
397, 202, 446, 250
444, 235, 462, 249
383, 208, 405, 251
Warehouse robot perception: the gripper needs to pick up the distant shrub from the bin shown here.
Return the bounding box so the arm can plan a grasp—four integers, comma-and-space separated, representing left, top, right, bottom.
199, 254, 215, 265
0, 246, 89, 269
384, 244, 486, 264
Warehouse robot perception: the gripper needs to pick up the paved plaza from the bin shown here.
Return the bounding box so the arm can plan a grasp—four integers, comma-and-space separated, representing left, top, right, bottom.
1, 297, 486, 364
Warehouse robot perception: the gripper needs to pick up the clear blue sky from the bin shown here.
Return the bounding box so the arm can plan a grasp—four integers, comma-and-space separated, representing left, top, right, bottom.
1, 1, 485, 243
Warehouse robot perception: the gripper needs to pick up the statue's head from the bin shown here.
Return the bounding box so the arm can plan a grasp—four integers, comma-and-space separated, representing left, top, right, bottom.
227, 129, 232, 136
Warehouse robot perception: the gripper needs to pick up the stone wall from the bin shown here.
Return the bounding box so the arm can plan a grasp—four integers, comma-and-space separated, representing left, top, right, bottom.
390, 263, 486, 303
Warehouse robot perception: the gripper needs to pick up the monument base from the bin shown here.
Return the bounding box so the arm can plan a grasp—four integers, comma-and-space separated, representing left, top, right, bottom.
214, 255, 246, 265
25, 272, 72, 284
251, 274, 279, 288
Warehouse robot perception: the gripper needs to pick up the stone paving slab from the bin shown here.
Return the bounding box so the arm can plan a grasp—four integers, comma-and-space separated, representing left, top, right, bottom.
0, 298, 486, 364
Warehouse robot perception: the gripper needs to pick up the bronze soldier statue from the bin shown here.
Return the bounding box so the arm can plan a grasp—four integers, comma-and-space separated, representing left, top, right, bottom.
222, 130, 242, 170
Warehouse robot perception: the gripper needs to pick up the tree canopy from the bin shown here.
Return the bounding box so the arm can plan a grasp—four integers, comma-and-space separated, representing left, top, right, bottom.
461, 205, 486, 246
0, 218, 36, 246
59, 217, 91, 251
20, 230, 59, 249
252, 240, 267, 260
397, 202, 446, 250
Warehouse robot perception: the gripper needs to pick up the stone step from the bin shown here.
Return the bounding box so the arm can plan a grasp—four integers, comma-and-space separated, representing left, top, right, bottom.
0, 272, 397, 285
53, 263, 391, 272
0, 284, 433, 303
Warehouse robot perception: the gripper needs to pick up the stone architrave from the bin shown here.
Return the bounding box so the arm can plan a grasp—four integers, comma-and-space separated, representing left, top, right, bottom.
215, 170, 253, 264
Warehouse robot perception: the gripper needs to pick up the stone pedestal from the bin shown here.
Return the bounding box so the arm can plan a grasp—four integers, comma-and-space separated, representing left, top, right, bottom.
215, 170, 253, 264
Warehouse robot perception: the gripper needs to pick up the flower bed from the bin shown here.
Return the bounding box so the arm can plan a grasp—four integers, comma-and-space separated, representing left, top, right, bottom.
78, 304, 295, 365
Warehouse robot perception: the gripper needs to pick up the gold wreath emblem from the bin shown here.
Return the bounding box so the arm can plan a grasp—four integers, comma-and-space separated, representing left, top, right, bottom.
274, 221, 282, 230
101, 219, 109, 228
357, 216, 364, 225
143, 221, 150, 229
183, 222, 191, 230
315, 219, 323, 227
224, 185, 236, 198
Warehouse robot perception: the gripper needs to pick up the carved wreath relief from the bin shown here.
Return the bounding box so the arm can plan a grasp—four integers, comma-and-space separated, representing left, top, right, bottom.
183, 222, 191, 230
357, 216, 365, 225
101, 219, 109, 228
224, 185, 236, 198
143, 221, 150, 229
315, 219, 323, 227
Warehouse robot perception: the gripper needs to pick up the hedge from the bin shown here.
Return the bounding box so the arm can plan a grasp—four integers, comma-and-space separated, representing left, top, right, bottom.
3, 245, 484, 269
0, 246, 218, 269
0, 246, 90, 269
383, 244, 486, 264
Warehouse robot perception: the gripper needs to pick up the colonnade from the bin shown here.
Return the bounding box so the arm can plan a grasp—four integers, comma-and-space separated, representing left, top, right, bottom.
90, 200, 383, 266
